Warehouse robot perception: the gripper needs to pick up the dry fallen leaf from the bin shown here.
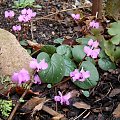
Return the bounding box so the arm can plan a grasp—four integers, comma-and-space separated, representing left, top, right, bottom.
15, 86, 39, 96
109, 89, 120, 97
21, 97, 46, 113
27, 40, 44, 50
42, 105, 67, 120
51, 114, 65, 120
73, 101, 90, 109
31, 98, 47, 116
113, 104, 120, 118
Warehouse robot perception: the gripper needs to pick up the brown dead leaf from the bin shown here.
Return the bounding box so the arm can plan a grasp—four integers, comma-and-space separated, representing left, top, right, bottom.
31, 98, 48, 116
15, 86, 39, 96
73, 101, 90, 109
113, 104, 120, 118
42, 105, 67, 120
51, 114, 65, 120
109, 89, 120, 97
62, 37, 77, 46
27, 40, 44, 50
21, 97, 46, 113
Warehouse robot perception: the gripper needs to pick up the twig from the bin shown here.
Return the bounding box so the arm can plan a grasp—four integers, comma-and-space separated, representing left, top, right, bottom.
71, 109, 88, 120
33, 6, 90, 22
8, 82, 33, 120
30, 21, 34, 41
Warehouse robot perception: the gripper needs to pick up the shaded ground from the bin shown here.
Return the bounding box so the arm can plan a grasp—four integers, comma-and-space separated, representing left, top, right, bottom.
0, 0, 120, 120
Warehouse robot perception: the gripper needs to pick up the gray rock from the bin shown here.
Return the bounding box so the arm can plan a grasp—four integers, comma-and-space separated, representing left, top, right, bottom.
0, 29, 33, 76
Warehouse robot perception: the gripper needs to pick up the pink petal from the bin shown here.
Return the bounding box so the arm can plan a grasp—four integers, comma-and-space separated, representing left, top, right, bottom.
58, 91, 64, 104
12, 26, 17, 31
64, 92, 71, 100
29, 59, 38, 69
17, 25, 21, 31
54, 96, 61, 102
92, 41, 99, 48
94, 22, 99, 28
18, 15, 24, 22
34, 74, 41, 84
70, 69, 79, 77
75, 14, 80, 20
39, 59, 48, 70
32, 12, 36, 17
91, 48, 100, 58
9, 10, 14, 17
21, 9, 27, 14
17, 73, 24, 84
12, 72, 19, 83
83, 71, 90, 79
27, 9, 33, 15
19, 68, 30, 82
88, 39, 94, 46
89, 20, 95, 27
63, 92, 71, 105
5, 11, 9, 18
84, 46, 92, 56
74, 72, 81, 80
71, 14, 76, 19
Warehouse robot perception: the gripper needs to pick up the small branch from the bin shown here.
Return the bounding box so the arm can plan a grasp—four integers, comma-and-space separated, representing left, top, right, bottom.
8, 82, 33, 120
30, 21, 34, 41
33, 5, 90, 22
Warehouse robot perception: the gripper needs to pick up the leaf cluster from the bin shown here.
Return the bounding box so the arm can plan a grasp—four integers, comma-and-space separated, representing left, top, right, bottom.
0, 99, 12, 117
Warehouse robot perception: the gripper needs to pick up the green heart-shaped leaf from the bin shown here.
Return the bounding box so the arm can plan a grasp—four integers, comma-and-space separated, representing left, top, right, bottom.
72, 45, 86, 62
41, 45, 56, 56
108, 21, 120, 45
56, 45, 72, 58
54, 38, 64, 44
37, 53, 65, 84
76, 38, 90, 45
98, 58, 116, 71
63, 56, 76, 76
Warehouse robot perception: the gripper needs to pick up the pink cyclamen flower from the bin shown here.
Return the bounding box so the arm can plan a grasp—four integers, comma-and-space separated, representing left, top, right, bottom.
30, 58, 48, 72
70, 67, 90, 82
84, 39, 100, 59
12, 25, 21, 32
12, 68, 30, 85
79, 67, 90, 82
34, 74, 41, 84
89, 20, 99, 29
5, 10, 15, 18
54, 91, 71, 105
18, 8, 36, 22
71, 14, 80, 20
70, 69, 80, 82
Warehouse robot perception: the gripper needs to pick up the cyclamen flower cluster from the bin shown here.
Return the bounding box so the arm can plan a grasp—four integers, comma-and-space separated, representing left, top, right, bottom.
18, 8, 36, 22
84, 39, 100, 59
89, 20, 99, 29
30, 59, 48, 72
54, 91, 71, 105
70, 67, 90, 82
12, 68, 30, 85
12, 59, 48, 85
5, 10, 15, 18
71, 14, 80, 20
12, 25, 21, 32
